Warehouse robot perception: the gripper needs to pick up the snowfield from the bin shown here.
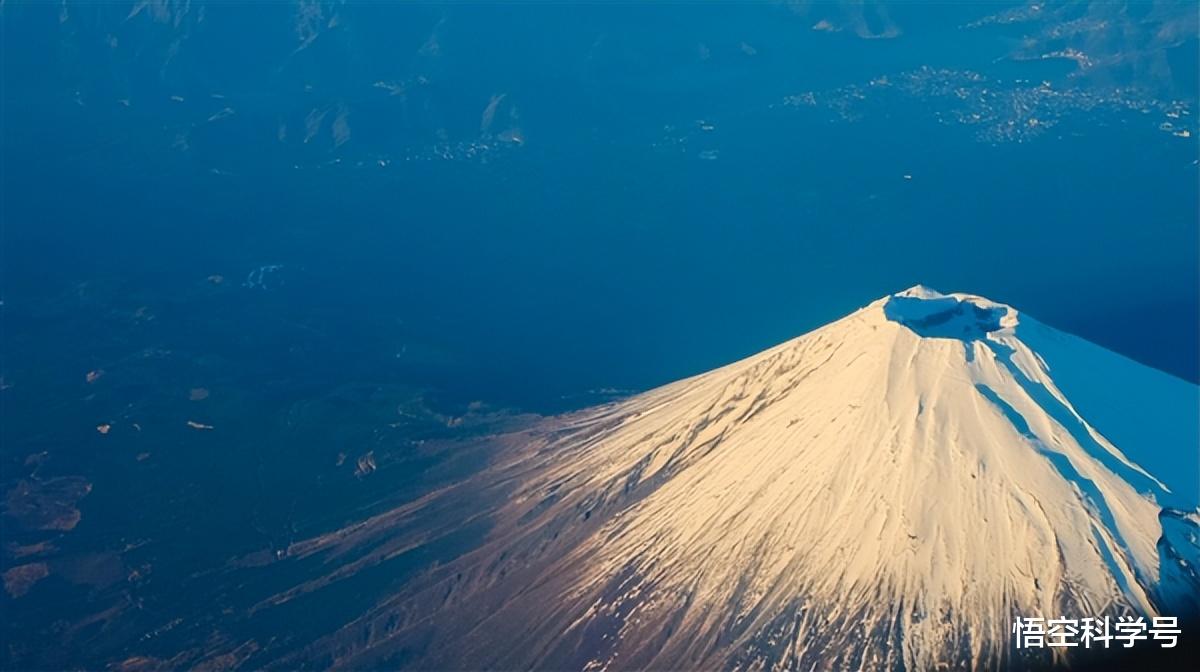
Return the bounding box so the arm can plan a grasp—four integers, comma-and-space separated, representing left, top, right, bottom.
278, 286, 1200, 671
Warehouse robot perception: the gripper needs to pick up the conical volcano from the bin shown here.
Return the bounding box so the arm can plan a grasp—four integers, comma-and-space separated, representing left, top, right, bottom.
271, 287, 1200, 671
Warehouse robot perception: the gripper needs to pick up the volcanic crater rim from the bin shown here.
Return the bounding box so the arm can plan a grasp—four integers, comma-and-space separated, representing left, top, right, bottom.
883, 292, 1010, 341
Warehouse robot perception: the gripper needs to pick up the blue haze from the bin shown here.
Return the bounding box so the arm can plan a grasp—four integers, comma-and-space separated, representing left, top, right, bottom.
1, 3, 1198, 667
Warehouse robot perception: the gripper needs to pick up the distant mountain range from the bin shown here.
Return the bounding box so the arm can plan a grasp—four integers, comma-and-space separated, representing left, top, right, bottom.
3, 1, 1195, 168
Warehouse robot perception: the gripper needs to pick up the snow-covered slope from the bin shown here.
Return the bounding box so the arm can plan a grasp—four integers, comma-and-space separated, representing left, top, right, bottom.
274, 286, 1199, 671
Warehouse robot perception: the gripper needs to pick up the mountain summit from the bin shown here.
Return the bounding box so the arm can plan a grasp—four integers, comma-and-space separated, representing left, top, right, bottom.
275, 287, 1200, 670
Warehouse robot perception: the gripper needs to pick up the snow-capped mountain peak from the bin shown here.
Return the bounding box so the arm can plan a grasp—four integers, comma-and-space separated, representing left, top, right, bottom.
275, 287, 1199, 671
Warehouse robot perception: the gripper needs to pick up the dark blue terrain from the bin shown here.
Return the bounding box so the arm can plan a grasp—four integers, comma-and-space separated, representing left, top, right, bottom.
1, 2, 1197, 669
